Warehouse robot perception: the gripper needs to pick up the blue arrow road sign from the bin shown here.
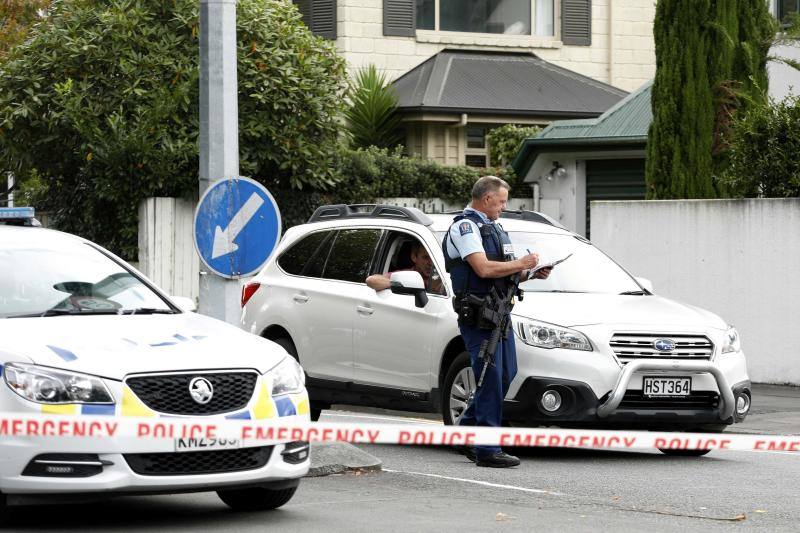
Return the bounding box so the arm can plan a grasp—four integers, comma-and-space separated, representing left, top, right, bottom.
194, 177, 281, 279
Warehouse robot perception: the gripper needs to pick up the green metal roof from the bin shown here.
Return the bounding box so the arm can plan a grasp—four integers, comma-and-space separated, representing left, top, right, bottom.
512, 80, 653, 176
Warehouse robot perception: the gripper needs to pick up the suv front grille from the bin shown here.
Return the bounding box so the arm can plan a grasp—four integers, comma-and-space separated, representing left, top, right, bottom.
124, 447, 272, 476
610, 333, 714, 365
125, 372, 258, 415
619, 390, 720, 410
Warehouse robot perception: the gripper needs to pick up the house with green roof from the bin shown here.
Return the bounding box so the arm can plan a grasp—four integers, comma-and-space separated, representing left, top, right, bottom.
512, 80, 652, 237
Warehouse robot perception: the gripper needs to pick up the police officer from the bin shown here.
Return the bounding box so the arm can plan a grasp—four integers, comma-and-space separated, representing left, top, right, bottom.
444, 176, 549, 467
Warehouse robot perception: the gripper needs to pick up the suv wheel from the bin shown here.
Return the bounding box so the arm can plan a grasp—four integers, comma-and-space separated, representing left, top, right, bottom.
217, 486, 298, 511
442, 352, 475, 426
272, 336, 328, 422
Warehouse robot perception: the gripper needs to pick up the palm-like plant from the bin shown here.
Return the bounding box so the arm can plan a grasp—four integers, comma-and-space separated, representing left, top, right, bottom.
345, 65, 404, 149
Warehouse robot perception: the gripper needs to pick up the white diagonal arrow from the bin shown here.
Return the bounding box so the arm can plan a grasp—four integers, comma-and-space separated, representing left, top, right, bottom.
211, 193, 265, 259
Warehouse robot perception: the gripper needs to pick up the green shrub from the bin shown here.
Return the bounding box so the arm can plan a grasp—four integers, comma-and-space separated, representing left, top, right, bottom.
486, 124, 541, 167
719, 95, 800, 197
345, 65, 403, 149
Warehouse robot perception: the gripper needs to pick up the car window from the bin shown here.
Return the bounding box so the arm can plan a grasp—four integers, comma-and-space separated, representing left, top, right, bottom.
0, 241, 171, 318
277, 230, 333, 277
509, 232, 641, 294
381, 232, 447, 296
323, 229, 382, 283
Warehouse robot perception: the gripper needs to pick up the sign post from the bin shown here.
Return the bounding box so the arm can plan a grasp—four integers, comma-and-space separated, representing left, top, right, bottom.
198, 0, 241, 322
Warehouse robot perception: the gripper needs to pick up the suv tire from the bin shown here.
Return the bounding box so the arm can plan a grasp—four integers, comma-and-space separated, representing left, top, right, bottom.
658, 448, 712, 457
442, 351, 475, 426
272, 336, 327, 422
217, 486, 298, 511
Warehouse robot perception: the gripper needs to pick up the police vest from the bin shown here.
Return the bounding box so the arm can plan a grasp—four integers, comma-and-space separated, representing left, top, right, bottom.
443, 211, 515, 296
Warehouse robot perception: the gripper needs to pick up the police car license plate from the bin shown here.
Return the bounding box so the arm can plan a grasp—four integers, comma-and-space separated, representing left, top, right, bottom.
643, 376, 691, 397
174, 438, 242, 452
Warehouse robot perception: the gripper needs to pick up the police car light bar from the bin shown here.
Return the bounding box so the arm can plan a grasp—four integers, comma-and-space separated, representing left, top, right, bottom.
0, 207, 39, 226
0, 207, 35, 219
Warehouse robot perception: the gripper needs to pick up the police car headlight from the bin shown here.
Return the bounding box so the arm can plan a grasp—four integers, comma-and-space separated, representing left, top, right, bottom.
4, 363, 114, 404
721, 326, 741, 354
269, 357, 305, 396
514, 319, 593, 351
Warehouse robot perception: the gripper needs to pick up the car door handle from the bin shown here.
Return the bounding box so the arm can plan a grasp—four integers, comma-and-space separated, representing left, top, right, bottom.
293, 294, 309, 303
356, 305, 374, 316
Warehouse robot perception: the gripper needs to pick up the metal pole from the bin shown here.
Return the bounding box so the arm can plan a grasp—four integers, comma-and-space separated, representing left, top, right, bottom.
198, 0, 241, 323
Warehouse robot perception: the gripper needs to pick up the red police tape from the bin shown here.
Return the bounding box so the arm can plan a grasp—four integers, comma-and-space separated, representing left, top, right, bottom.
0, 414, 798, 453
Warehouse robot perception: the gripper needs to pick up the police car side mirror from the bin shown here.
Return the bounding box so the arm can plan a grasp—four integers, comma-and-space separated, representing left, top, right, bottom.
389, 271, 429, 308
171, 296, 197, 312
634, 277, 654, 294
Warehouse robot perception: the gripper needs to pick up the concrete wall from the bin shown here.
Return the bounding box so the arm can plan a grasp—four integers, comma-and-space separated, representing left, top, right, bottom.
337, 0, 656, 92
590, 199, 800, 385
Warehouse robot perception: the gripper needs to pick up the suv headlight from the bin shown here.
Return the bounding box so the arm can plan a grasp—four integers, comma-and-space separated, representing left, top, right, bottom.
269, 357, 305, 396
514, 318, 593, 351
721, 326, 741, 354
4, 363, 114, 404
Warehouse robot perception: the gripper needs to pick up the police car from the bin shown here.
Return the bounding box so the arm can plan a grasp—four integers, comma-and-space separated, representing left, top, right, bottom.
240, 204, 752, 456
0, 208, 309, 520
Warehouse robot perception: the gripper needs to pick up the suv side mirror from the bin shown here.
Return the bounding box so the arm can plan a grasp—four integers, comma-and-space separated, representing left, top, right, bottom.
634, 277, 654, 294
389, 271, 429, 308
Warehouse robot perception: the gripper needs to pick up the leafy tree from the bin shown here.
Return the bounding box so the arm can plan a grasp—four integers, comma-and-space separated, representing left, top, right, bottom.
486, 124, 541, 167
719, 95, 800, 197
646, 0, 774, 199
0, 0, 346, 259
344, 65, 403, 149
0, 0, 51, 60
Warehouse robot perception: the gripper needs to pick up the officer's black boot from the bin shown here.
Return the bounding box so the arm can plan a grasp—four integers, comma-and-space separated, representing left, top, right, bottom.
475, 451, 520, 468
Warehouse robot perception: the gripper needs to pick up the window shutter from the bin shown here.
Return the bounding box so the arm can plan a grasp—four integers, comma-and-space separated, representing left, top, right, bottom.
384, 0, 415, 37
561, 0, 591, 46
294, 0, 337, 40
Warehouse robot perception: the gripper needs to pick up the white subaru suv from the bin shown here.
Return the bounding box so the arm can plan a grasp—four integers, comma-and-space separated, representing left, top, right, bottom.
241, 205, 751, 454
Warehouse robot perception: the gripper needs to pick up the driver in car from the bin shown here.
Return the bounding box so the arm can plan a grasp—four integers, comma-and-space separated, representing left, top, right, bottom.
366, 242, 445, 295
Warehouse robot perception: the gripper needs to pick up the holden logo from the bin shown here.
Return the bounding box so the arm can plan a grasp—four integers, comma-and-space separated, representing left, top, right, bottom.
188, 377, 214, 405
653, 338, 676, 352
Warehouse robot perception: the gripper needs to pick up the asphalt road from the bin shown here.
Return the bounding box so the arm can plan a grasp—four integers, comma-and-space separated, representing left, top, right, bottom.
6, 406, 799, 532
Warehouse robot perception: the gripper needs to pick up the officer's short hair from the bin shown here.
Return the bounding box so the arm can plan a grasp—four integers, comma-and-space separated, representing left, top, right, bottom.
472, 175, 510, 200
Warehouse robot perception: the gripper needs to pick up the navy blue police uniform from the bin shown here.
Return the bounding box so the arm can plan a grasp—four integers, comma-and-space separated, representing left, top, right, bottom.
444, 207, 518, 461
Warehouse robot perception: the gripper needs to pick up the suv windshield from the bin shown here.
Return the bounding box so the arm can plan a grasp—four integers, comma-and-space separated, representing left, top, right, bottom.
0, 240, 174, 318
509, 232, 642, 294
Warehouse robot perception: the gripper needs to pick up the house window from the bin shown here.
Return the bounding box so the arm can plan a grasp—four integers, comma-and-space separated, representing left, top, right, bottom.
415, 0, 554, 36
465, 155, 488, 168
778, 0, 800, 22
467, 126, 487, 149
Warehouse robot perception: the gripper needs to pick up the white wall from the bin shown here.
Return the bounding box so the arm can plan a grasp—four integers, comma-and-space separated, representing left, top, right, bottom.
590, 199, 800, 385
337, 0, 656, 92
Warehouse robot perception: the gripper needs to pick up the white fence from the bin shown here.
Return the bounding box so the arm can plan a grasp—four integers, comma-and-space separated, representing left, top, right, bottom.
591, 198, 800, 386
138, 198, 200, 302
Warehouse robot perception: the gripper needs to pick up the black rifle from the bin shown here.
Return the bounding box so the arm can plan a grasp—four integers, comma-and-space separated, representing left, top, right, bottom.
476, 275, 522, 388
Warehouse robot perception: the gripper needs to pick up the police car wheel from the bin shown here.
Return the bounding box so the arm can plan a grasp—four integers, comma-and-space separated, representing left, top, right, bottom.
217, 486, 298, 511
0, 493, 10, 526
658, 448, 712, 457
442, 352, 475, 426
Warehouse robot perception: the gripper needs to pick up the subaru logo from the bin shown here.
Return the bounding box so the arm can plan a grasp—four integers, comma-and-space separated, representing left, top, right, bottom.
188, 377, 214, 405
653, 338, 676, 352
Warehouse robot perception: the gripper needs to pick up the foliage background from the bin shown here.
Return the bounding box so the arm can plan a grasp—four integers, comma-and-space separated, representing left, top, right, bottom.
719, 95, 800, 197
0, 0, 346, 259
486, 124, 541, 167
646, 0, 774, 199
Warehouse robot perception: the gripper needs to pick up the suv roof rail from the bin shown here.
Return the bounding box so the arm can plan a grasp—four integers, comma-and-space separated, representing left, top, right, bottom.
441, 209, 566, 229
307, 204, 434, 226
